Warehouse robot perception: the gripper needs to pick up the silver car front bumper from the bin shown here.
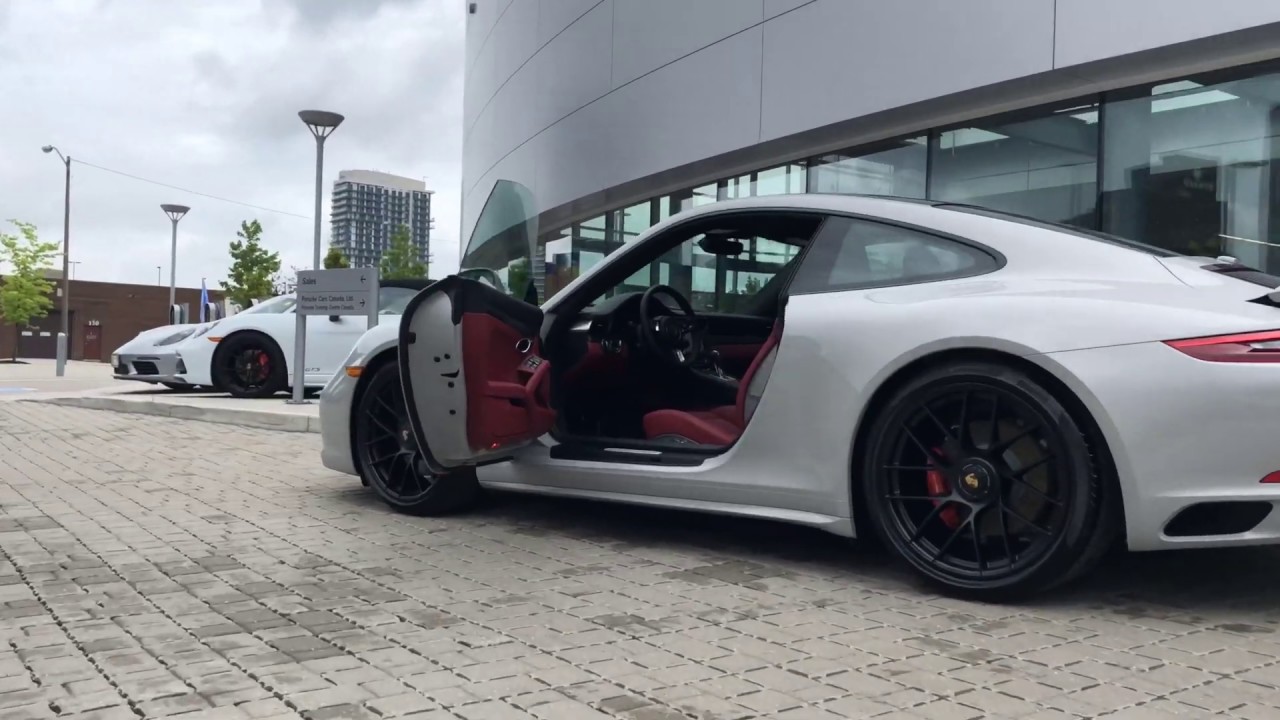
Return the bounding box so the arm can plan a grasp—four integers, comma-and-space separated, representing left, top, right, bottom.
112, 353, 189, 385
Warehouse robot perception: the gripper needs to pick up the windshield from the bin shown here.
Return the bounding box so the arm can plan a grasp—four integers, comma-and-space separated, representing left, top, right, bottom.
241, 295, 296, 314
460, 180, 538, 303
378, 286, 418, 315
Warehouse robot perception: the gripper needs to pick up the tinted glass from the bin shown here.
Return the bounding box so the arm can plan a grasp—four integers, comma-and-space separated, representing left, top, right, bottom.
377, 286, 417, 315
791, 217, 996, 293
809, 138, 927, 197
931, 104, 1099, 227
242, 296, 296, 314
1101, 70, 1280, 272
939, 204, 1177, 257
460, 180, 538, 302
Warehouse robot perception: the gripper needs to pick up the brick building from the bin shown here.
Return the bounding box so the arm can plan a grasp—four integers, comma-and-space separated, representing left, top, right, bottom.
0, 278, 222, 362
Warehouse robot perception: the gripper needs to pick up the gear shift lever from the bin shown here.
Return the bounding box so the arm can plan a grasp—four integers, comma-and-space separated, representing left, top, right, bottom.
707, 349, 727, 379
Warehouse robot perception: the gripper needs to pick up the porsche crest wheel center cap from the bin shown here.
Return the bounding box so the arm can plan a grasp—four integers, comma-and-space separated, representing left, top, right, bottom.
956, 461, 995, 502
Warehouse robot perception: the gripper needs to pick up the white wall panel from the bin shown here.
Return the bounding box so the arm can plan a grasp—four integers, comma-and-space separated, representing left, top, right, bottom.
465, 0, 515, 69
538, 0, 605, 46
533, 1, 614, 130
611, 0, 763, 88
1055, 0, 1280, 69
487, 0, 541, 94
760, 0, 1055, 141
764, 0, 811, 19
536, 27, 764, 212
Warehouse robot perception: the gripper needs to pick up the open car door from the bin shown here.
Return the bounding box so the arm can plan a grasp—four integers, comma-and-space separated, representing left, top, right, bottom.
399, 275, 555, 473
401, 179, 547, 473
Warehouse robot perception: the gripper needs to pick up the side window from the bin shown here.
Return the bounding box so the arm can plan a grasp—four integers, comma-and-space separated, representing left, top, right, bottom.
596, 233, 804, 315
791, 217, 997, 293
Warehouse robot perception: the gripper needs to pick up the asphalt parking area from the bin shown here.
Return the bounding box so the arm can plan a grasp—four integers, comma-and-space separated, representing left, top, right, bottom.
0, 404, 1278, 720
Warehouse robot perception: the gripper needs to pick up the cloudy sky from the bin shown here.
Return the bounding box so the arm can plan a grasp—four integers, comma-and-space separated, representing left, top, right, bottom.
0, 0, 464, 289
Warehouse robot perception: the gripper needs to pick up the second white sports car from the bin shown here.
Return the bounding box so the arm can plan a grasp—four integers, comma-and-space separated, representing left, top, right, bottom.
322, 189, 1280, 599
166, 280, 430, 398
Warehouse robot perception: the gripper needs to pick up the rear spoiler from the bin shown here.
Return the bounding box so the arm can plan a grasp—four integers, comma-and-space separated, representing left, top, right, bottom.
1203, 259, 1280, 307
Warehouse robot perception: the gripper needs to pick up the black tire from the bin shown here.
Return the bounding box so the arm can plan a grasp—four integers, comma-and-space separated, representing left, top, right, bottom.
212, 332, 287, 399
861, 361, 1119, 601
354, 362, 481, 516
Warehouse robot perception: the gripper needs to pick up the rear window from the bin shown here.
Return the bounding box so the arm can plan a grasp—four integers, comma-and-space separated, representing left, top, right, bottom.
936, 204, 1179, 258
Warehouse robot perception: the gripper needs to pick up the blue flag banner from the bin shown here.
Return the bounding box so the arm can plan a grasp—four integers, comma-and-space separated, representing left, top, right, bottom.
199, 279, 209, 323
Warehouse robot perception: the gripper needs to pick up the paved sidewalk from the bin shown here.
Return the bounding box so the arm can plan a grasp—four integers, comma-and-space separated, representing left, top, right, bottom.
0, 360, 117, 399
0, 404, 1278, 720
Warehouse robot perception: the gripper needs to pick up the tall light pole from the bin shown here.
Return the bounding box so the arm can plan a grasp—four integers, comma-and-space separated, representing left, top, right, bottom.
161, 204, 190, 323
290, 110, 344, 405
40, 145, 71, 376
299, 111, 343, 268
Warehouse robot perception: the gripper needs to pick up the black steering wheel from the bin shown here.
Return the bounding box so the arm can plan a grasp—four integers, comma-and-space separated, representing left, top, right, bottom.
639, 285, 706, 368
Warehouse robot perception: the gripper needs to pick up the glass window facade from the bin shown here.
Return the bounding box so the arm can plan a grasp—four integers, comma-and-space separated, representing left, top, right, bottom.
511, 60, 1280, 304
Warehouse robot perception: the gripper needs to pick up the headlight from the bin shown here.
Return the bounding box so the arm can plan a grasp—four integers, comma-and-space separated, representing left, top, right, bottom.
155, 328, 196, 346
193, 321, 220, 338
110, 354, 119, 367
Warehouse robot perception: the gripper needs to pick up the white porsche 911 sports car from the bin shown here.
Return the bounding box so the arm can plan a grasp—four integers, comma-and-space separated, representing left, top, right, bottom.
164, 280, 430, 398
321, 190, 1280, 599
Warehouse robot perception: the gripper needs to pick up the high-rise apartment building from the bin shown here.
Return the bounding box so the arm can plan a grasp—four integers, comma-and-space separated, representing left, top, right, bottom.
330, 170, 432, 270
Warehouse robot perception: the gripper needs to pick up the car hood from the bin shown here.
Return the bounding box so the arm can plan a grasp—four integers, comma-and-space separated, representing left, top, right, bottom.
113, 324, 198, 355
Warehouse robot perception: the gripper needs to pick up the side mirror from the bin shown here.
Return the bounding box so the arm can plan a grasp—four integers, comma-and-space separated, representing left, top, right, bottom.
329, 315, 341, 322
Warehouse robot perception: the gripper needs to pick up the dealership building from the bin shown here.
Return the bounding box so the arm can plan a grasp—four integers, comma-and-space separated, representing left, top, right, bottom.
462, 1, 1280, 300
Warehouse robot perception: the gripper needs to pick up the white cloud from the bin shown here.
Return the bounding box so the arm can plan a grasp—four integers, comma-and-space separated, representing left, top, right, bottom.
0, 0, 464, 288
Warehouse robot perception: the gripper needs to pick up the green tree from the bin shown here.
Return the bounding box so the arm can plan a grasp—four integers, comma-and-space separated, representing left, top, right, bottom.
221, 219, 280, 309
0, 220, 59, 361
379, 224, 426, 280
323, 246, 350, 269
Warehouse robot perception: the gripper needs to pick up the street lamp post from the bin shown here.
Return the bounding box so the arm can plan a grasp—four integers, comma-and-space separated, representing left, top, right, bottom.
289, 110, 344, 405
156, 266, 162, 286
161, 204, 190, 323
40, 145, 71, 377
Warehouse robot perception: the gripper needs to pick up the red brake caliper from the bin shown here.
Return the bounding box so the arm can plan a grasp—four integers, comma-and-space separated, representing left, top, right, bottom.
926, 446, 962, 529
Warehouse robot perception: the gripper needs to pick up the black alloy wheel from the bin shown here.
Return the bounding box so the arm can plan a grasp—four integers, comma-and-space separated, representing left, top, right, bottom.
863, 361, 1117, 600
213, 333, 287, 399
354, 362, 480, 516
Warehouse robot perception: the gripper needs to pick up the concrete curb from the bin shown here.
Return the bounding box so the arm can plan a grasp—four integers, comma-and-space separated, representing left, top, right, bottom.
28, 395, 321, 433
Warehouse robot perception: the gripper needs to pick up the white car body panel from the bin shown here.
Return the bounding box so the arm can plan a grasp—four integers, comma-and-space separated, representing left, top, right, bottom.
322, 195, 1280, 552
172, 304, 375, 390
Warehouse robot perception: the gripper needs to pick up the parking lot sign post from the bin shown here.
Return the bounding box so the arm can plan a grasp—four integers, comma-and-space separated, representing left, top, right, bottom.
287, 268, 380, 405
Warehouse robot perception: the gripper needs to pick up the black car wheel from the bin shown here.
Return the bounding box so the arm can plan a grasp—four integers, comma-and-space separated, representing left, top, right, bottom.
862, 361, 1118, 600
212, 333, 287, 399
354, 362, 480, 516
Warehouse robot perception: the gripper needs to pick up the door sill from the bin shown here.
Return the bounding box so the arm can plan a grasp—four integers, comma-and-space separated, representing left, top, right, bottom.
548, 435, 721, 467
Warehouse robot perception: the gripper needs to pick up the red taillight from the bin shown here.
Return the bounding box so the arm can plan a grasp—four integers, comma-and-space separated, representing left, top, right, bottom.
1263, 471, 1280, 484
1165, 330, 1280, 363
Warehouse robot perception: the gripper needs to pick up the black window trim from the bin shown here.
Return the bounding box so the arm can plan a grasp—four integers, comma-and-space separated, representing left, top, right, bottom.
788, 211, 1006, 296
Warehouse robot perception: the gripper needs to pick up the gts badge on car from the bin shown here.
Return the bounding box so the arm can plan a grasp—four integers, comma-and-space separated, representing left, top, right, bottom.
306, 367, 321, 372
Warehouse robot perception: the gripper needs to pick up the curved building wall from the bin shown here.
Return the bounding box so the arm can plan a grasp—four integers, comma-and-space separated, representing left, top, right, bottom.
463, 0, 1280, 243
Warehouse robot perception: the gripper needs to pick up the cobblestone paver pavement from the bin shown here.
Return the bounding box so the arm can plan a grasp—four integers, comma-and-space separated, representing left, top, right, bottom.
1, 404, 1279, 719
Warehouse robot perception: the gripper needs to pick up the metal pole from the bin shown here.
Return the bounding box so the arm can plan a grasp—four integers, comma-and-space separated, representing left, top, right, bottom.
56, 157, 70, 377
289, 134, 325, 405
313, 136, 324, 268
168, 219, 178, 321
